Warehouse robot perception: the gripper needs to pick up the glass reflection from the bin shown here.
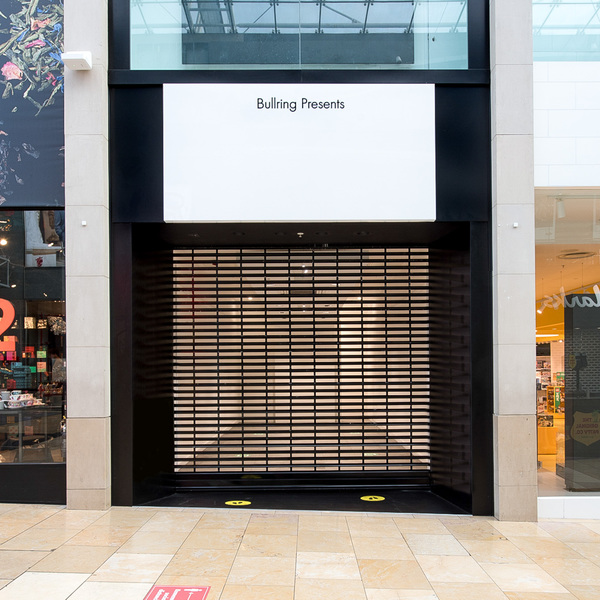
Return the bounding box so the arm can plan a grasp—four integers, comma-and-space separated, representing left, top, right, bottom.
536, 191, 600, 493
130, 0, 469, 69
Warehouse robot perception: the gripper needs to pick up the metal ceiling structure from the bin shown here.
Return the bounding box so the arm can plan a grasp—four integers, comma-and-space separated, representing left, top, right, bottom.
533, 1, 600, 36
131, 0, 468, 36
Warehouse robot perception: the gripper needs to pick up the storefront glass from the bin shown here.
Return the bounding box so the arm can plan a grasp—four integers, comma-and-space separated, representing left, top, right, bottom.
0, 210, 66, 464
130, 0, 469, 70
536, 190, 600, 492
533, 0, 600, 62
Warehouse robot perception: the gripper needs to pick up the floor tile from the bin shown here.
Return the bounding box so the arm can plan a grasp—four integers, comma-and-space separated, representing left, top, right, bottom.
481, 563, 568, 593
347, 517, 402, 538
533, 558, 600, 586
2, 506, 62, 524
66, 581, 153, 600
565, 585, 600, 600
365, 591, 438, 600
567, 542, 600, 566
0, 572, 88, 600
0, 505, 19, 515
442, 521, 507, 541
0, 521, 33, 540
162, 548, 236, 578
297, 551, 361, 580
393, 518, 450, 535
238, 533, 297, 557
459, 539, 533, 564
580, 522, 600, 535
0, 527, 76, 551
63, 525, 140, 547
432, 582, 509, 600
358, 559, 431, 590
29, 545, 116, 573
297, 529, 354, 553
227, 556, 296, 586
539, 522, 600, 544
415, 555, 492, 584
0, 550, 49, 578
195, 513, 252, 530
510, 536, 583, 560
488, 522, 553, 539
92, 509, 156, 528
404, 534, 468, 556
220, 583, 294, 599
89, 552, 173, 583
295, 578, 367, 600
180, 528, 244, 550
34, 510, 106, 530
116, 529, 189, 554
298, 514, 350, 532
244, 520, 297, 536
504, 593, 578, 600
0, 582, 8, 591
351, 536, 415, 561
139, 511, 203, 533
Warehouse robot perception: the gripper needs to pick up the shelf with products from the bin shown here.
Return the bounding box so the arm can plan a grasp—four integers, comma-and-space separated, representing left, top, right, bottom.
0, 309, 65, 405
546, 385, 565, 414
536, 356, 552, 389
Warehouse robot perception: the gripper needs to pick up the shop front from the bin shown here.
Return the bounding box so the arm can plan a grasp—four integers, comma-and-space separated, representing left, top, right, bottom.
109, 76, 494, 513
536, 191, 600, 497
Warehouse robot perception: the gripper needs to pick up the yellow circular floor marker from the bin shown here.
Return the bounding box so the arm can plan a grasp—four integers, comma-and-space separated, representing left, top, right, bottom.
360, 495, 385, 502
225, 500, 252, 506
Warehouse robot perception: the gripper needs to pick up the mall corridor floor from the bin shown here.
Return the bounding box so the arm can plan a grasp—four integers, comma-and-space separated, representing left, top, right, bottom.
0, 504, 600, 600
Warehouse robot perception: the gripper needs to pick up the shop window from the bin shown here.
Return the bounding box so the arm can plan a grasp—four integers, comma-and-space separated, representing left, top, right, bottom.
536, 191, 600, 492
533, 0, 600, 62
130, 0, 469, 70
0, 210, 65, 464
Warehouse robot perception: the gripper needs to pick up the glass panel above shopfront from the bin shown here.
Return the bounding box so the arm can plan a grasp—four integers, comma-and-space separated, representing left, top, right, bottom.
0, 210, 65, 465
536, 189, 600, 493
130, 0, 469, 69
533, 0, 600, 61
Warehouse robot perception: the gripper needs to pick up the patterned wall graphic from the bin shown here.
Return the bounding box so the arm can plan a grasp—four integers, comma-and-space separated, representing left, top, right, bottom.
0, 0, 64, 207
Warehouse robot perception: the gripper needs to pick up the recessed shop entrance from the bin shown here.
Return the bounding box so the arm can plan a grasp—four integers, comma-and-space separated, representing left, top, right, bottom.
166, 239, 473, 500
112, 222, 490, 513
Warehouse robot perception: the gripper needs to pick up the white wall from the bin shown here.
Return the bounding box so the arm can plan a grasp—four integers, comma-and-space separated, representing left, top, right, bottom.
534, 62, 600, 187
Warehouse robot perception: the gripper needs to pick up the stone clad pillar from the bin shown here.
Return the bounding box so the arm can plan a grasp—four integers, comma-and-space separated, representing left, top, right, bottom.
64, 0, 111, 509
490, 1, 538, 520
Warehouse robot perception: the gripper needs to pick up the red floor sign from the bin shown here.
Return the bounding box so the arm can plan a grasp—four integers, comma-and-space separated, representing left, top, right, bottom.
143, 586, 210, 600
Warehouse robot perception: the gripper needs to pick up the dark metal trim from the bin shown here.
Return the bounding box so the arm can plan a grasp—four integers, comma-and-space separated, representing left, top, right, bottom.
0, 463, 66, 504
109, 68, 489, 86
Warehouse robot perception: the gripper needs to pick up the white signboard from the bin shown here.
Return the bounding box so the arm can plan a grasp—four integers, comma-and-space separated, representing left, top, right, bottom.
163, 84, 436, 222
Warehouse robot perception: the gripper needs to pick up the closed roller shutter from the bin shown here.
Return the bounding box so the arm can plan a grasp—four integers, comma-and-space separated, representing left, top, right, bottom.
172, 247, 431, 479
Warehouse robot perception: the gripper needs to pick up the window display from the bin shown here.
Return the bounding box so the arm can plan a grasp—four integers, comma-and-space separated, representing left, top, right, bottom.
0, 210, 65, 464
536, 191, 600, 492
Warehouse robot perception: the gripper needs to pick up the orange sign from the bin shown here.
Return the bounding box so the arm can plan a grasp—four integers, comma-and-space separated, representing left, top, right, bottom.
0, 299, 16, 352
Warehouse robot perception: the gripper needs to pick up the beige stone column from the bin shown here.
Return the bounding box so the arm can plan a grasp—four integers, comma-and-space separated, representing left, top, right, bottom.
64, 0, 111, 509
490, 2, 537, 520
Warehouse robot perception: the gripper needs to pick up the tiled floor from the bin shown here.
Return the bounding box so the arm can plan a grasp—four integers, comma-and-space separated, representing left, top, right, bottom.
0, 504, 600, 599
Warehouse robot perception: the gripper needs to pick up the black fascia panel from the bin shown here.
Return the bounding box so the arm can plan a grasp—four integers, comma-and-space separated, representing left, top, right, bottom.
110, 83, 491, 224
110, 86, 164, 223
435, 85, 491, 222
